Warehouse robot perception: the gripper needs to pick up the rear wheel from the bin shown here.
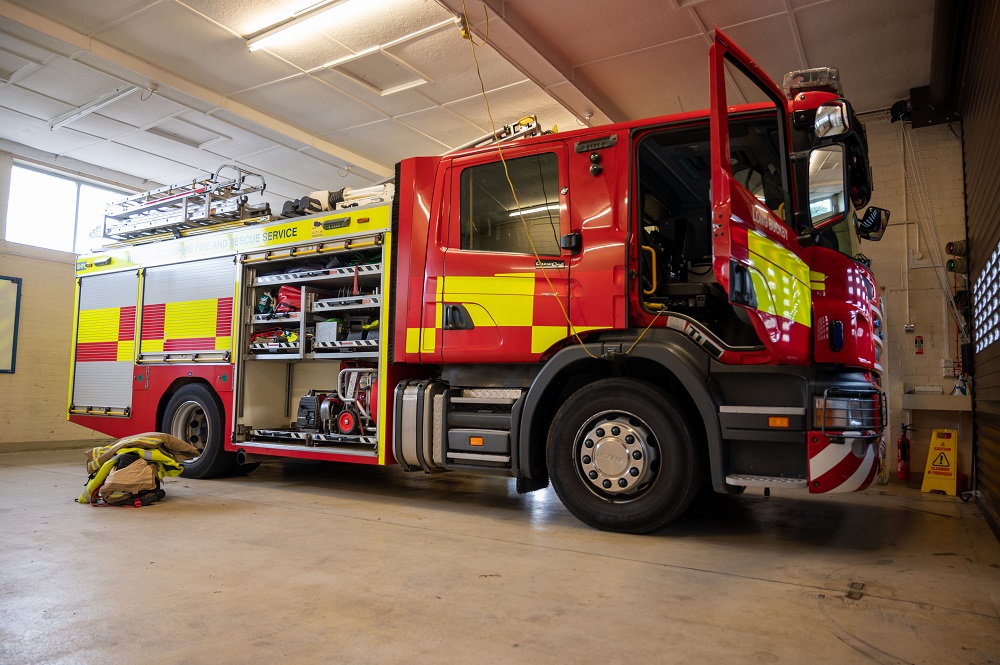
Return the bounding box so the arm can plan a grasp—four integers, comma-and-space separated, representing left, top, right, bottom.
547, 378, 702, 533
162, 384, 235, 478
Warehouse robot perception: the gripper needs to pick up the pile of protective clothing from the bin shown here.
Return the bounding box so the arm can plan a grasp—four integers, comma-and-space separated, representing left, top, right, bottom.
76, 432, 199, 507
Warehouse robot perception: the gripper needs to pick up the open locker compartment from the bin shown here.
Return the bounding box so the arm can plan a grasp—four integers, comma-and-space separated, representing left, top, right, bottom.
235, 360, 380, 456
234, 235, 386, 459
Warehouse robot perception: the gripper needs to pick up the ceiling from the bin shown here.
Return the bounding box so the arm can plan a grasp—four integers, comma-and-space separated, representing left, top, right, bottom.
0, 0, 936, 211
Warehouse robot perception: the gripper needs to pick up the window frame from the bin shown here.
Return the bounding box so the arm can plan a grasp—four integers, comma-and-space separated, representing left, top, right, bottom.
451, 148, 566, 258
4, 161, 132, 255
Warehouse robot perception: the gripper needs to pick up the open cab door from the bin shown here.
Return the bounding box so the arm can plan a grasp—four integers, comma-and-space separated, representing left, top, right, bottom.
709, 28, 812, 364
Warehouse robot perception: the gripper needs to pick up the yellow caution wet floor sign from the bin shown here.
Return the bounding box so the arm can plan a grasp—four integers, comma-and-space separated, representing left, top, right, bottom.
920, 429, 957, 496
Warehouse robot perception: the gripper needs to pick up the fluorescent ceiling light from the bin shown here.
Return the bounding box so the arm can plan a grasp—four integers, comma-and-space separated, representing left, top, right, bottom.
510, 204, 559, 217
49, 85, 141, 131
246, 0, 353, 52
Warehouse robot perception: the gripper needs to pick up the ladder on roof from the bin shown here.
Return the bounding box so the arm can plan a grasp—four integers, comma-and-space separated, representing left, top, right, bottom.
447, 115, 546, 153
99, 164, 268, 242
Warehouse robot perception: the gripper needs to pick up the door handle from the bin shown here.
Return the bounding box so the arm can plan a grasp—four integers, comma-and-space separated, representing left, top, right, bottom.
443, 304, 474, 330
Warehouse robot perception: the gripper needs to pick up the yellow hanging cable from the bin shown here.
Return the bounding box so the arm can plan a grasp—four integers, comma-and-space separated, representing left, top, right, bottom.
460, 0, 600, 359
625, 308, 669, 355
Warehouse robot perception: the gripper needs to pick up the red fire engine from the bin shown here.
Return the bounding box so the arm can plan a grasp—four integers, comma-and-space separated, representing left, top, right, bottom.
69, 30, 888, 532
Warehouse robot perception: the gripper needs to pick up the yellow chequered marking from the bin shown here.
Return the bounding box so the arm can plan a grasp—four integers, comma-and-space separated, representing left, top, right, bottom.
747, 231, 811, 328
445, 274, 535, 295
142, 339, 165, 353
531, 326, 566, 354
420, 327, 436, 353
443, 275, 534, 327
407, 328, 441, 354
435, 278, 444, 333
77, 308, 120, 342
164, 299, 218, 339
461, 303, 495, 327
414, 277, 445, 354
406, 328, 421, 354
215, 336, 231, 351
116, 341, 134, 361
409, 273, 599, 356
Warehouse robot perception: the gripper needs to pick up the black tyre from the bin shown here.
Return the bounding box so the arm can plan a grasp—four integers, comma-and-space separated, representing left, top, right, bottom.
547, 378, 703, 533
161, 384, 235, 479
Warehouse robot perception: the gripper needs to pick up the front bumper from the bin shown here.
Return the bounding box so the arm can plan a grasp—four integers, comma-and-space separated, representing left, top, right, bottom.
807, 430, 879, 493
713, 365, 884, 492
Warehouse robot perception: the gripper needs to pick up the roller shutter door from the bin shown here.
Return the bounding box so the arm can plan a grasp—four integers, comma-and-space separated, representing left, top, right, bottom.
959, 0, 1000, 535
72, 270, 138, 410
139, 257, 237, 360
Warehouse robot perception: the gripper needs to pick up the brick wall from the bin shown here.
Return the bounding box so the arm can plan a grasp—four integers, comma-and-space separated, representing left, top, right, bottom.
859, 115, 972, 478
0, 251, 109, 447
0, 149, 118, 449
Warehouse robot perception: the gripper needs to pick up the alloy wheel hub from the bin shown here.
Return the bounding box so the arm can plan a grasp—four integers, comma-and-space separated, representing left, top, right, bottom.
577, 413, 657, 496
172, 401, 208, 453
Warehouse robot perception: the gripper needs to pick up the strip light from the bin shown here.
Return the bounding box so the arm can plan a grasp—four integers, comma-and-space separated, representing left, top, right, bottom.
49, 85, 141, 131
246, 0, 352, 52
509, 204, 559, 217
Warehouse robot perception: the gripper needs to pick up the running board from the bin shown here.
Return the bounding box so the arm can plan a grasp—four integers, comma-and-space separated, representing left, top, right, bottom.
726, 475, 808, 489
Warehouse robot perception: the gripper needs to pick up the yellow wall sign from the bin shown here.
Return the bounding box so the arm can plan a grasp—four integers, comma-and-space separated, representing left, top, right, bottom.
920, 429, 957, 496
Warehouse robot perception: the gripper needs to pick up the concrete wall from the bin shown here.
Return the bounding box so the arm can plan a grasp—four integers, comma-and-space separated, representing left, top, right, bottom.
858, 115, 972, 479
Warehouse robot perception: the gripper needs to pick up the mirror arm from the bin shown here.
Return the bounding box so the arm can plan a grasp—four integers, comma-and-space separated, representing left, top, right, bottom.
789, 149, 812, 162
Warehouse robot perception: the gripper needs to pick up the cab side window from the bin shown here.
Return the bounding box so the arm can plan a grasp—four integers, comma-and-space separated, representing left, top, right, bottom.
459, 153, 561, 255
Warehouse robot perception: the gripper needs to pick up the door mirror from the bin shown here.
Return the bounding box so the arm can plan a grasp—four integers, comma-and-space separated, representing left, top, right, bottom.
854, 206, 890, 241
815, 101, 849, 138
807, 144, 848, 230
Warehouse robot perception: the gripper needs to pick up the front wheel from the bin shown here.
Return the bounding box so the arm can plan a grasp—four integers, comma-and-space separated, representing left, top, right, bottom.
161, 384, 235, 479
547, 378, 703, 533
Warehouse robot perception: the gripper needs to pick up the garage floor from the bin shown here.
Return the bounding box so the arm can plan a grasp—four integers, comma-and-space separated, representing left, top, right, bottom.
2, 448, 999, 664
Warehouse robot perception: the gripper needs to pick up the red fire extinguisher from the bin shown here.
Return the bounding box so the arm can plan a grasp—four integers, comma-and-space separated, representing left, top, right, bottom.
897, 424, 912, 481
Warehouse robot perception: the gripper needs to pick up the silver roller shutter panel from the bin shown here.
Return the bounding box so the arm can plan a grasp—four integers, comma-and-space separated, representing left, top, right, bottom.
958, 0, 1000, 537
143, 257, 236, 304
72, 270, 139, 410
141, 256, 237, 355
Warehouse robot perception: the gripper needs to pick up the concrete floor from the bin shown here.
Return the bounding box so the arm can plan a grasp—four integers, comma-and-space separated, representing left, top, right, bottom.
1, 448, 999, 665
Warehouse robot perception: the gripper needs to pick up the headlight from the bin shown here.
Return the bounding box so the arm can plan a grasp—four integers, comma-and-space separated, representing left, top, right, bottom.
813, 393, 881, 431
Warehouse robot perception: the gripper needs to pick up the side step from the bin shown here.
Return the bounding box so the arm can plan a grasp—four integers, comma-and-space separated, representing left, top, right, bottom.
726, 474, 808, 489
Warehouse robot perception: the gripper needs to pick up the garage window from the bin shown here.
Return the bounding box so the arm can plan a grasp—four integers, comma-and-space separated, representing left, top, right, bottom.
4, 164, 127, 254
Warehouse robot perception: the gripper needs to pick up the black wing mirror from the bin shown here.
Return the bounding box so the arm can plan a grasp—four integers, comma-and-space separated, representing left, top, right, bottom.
854, 206, 890, 241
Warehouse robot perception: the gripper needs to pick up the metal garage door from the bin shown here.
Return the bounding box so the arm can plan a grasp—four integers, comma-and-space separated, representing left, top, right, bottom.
959, 0, 1000, 535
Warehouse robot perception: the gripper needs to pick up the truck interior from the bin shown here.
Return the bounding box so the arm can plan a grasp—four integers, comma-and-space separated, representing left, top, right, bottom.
635, 115, 786, 348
